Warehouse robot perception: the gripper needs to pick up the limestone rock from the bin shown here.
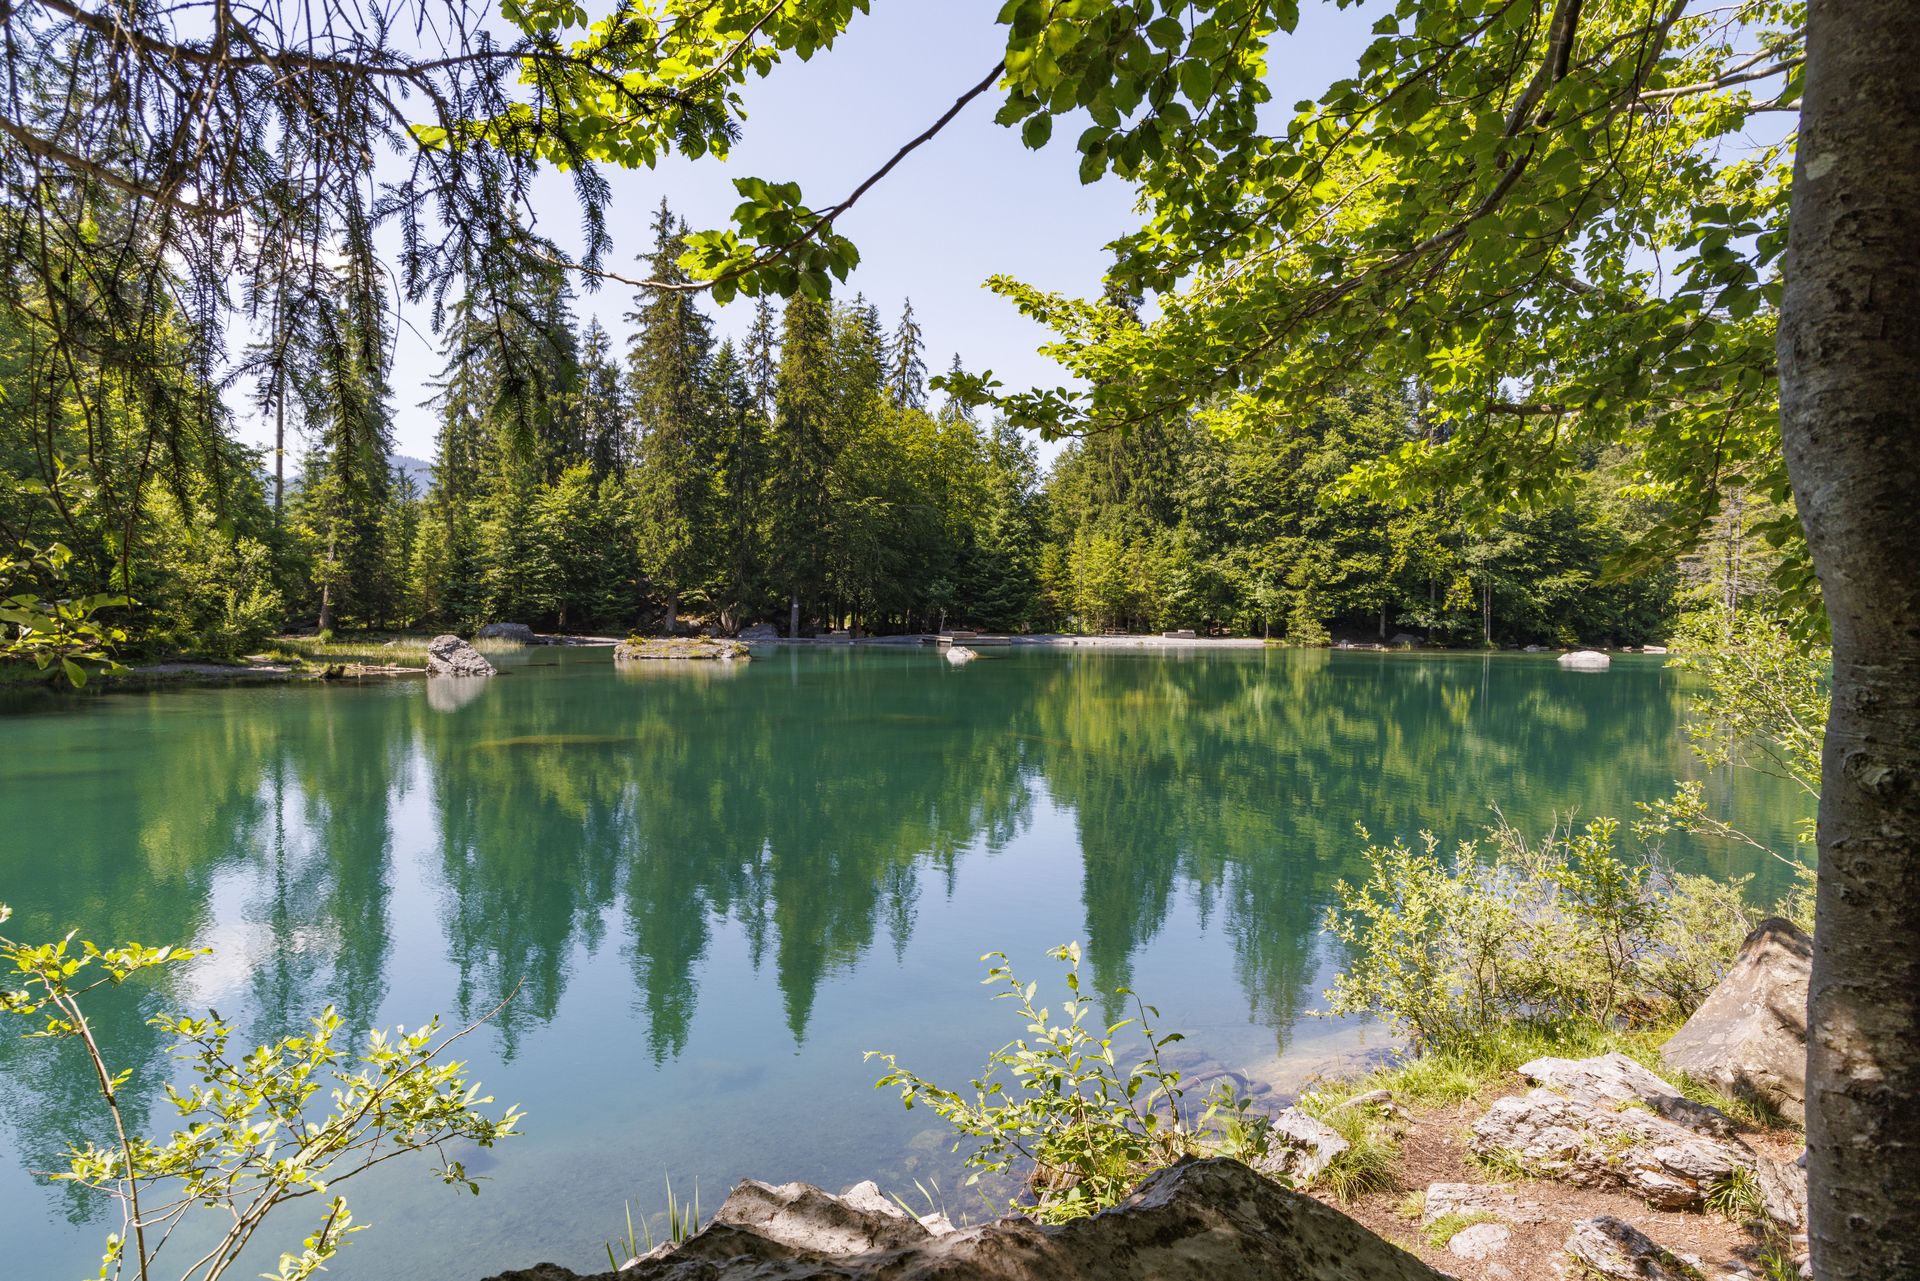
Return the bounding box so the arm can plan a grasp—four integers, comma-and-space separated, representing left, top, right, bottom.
475, 1158, 1451, 1281
1756, 1149, 1808, 1232
1389, 632, 1422, 647
944, 645, 977, 665
1470, 1078, 1754, 1210
713, 1178, 932, 1255
1519, 1052, 1738, 1136
1252, 1106, 1350, 1183
1563, 1216, 1704, 1281
738, 622, 780, 641
427, 634, 496, 678
1559, 649, 1612, 670
1447, 1221, 1512, 1261
1421, 1182, 1548, 1227
477, 622, 536, 643
1662, 917, 1811, 1124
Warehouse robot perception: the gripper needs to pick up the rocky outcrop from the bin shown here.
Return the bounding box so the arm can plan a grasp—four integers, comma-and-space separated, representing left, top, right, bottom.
1252, 1106, 1350, 1183
1563, 1216, 1704, 1281
477, 622, 536, 643
1558, 649, 1612, 670
738, 622, 780, 641
1518, 1053, 1738, 1136
477, 1158, 1451, 1281
1756, 1148, 1808, 1233
614, 638, 750, 662
1662, 917, 1811, 1124
427, 634, 496, 677
1469, 1054, 1754, 1210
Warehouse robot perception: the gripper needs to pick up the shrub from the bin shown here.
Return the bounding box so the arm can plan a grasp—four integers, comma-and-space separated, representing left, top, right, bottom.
0, 902, 521, 1281
867, 944, 1196, 1224
1322, 816, 1761, 1051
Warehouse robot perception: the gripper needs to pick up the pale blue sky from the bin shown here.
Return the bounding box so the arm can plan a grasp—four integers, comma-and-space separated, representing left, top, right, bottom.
238, 0, 1378, 464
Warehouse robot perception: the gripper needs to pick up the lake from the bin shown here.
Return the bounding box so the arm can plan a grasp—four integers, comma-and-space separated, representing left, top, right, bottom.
0, 646, 1807, 1278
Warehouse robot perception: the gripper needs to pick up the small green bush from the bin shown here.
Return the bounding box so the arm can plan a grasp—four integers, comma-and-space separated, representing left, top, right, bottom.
867, 944, 1197, 1224
1322, 816, 1765, 1052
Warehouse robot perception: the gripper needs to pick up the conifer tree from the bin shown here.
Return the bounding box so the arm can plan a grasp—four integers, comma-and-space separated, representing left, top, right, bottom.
626, 199, 719, 632
767, 293, 837, 636
886, 300, 928, 410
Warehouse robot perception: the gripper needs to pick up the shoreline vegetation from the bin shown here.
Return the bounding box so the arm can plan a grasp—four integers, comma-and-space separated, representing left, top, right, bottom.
0, 627, 1676, 695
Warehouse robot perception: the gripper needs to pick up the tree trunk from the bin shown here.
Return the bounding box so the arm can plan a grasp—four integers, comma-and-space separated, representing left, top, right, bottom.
665, 593, 678, 636
1779, 4, 1920, 1276
789, 593, 800, 639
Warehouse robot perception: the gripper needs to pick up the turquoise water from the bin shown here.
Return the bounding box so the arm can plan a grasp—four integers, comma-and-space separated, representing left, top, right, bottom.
0, 647, 1805, 1278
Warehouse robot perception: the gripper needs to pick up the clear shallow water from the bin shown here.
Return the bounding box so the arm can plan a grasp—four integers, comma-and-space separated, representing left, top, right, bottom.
0, 647, 1806, 1279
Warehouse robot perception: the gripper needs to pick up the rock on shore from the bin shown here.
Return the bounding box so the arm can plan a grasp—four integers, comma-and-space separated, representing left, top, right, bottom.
427, 634, 495, 677
1663, 917, 1811, 1123
476, 1158, 1450, 1281
477, 622, 537, 643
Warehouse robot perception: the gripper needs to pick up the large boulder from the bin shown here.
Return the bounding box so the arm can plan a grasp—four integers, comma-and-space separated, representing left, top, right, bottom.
427, 634, 496, 677
477, 1158, 1451, 1281
738, 622, 781, 641
1558, 649, 1611, 670
1662, 917, 1811, 1124
476, 622, 537, 643
1563, 1216, 1704, 1281
1469, 1054, 1755, 1210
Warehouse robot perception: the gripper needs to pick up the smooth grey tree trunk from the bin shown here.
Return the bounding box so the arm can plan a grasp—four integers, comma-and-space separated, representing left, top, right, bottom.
1778, 3, 1920, 1276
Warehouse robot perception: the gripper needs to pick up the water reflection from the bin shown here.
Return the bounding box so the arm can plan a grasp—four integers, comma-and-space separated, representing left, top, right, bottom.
0, 648, 1806, 1271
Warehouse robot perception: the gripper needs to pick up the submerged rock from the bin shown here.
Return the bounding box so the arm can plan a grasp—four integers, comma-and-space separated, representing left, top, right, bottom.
477, 622, 536, 643
1563, 1216, 1704, 1281
1558, 649, 1611, 670
427, 634, 496, 677
1663, 917, 1811, 1124
475, 1158, 1450, 1281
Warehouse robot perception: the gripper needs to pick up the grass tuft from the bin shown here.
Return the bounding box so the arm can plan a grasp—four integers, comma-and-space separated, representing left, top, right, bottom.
1422, 1208, 1499, 1249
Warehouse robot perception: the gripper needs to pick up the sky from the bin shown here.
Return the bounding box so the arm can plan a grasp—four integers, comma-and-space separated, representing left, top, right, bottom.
233, 0, 1379, 466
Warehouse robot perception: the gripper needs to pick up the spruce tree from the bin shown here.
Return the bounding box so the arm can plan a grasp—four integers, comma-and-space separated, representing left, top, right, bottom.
766, 293, 836, 636
886, 299, 928, 410
625, 199, 718, 632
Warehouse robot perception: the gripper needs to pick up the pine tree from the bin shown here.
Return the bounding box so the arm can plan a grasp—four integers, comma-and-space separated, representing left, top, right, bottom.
626, 199, 718, 632
766, 292, 837, 636
886, 299, 927, 410
744, 295, 780, 420
707, 340, 769, 630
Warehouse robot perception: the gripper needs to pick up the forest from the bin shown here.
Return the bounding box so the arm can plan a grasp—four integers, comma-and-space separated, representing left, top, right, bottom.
2, 196, 1693, 661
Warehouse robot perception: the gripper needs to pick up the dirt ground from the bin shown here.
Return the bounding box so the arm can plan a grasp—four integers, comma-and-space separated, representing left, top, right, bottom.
1302, 1086, 1804, 1280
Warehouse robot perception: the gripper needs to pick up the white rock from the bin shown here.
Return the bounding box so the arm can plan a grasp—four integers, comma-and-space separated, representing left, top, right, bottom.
945, 646, 977, 665
1447, 1221, 1512, 1260
1558, 649, 1611, 670
1564, 1216, 1702, 1281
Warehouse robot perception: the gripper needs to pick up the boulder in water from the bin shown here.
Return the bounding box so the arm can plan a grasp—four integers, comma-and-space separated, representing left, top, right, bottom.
1558, 649, 1611, 670
945, 646, 977, 665
427, 634, 495, 678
